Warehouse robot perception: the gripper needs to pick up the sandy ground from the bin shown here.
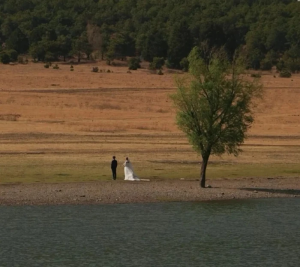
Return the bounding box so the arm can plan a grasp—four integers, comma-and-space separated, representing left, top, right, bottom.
0, 177, 299, 206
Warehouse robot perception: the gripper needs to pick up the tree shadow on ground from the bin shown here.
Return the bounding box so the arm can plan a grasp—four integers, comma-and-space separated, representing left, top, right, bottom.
240, 188, 300, 195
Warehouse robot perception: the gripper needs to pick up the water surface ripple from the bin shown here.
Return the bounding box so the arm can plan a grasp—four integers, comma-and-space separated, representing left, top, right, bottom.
0, 199, 300, 266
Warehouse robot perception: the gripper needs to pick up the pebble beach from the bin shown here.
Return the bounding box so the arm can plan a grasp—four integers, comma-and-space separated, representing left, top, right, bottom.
1, 177, 299, 206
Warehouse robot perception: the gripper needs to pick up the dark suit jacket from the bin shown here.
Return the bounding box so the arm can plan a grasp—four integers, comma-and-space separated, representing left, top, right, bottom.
111, 159, 118, 169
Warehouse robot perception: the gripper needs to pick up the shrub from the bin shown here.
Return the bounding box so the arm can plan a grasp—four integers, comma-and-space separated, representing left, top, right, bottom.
44, 63, 50, 68
53, 64, 59, 69
18, 56, 24, 64
165, 60, 173, 69
260, 58, 272, 71
7, 49, 18, 61
284, 58, 300, 73
180, 57, 189, 72
70, 65, 74, 71
158, 69, 163, 75
0, 52, 10, 64
107, 69, 111, 73
92, 66, 99, 72
250, 73, 261, 78
45, 52, 56, 62
150, 57, 165, 70
276, 60, 285, 72
128, 57, 141, 70
279, 69, 291, 78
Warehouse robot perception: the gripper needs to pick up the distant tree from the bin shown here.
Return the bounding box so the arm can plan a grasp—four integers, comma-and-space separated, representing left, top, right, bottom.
171, 47, 262, 187
71, 33, 92, 62
106, 32, 135, 64
6, 49, 18, 61
56, 35, 72, 61
136, 28, 168, 62
149, 57, 165, 70
4, 28, 28, 54
128, 57, 140, 70
0, 51, 10, 64
167, 21, 192, 69
180, 57, 189, 72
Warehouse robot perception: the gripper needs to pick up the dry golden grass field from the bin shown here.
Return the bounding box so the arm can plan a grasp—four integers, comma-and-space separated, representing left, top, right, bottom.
1, 61, 300, 184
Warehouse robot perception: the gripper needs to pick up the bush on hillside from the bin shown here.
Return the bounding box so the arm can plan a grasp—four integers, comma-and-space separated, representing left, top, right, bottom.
128, 57, 141, 70
149, 57, 165, 70
260, 58, 272, 71
6, 49, 18, 61
279, 69, 291, 78
180, 57, 189, 72
92, 66, 99, 72
0, 52, 10, 64
250, 73, 261, 78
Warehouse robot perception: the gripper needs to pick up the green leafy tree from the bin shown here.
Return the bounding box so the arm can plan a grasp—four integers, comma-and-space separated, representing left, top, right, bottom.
171, 47, 262, 187
106, 31, 135, 64
128, 57, 140, 70
56, 35, 72, 61
149, 57, 165, 70
180, 57, 189, 72
167, 21, 192, 69
71, 33, 92, 62
0, 51, 10, 64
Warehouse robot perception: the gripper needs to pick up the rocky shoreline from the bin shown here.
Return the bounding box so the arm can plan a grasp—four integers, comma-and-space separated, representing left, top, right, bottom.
0, 177, 299, 206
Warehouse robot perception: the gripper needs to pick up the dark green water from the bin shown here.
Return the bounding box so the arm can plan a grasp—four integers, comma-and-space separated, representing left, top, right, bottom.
0, 199, 300, 267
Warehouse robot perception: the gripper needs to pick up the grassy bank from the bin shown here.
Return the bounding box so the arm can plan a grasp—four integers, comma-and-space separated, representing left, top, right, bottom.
1, 153, 300, 184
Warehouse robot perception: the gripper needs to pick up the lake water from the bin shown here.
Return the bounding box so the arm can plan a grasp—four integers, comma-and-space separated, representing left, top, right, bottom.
0, 199, 300, 267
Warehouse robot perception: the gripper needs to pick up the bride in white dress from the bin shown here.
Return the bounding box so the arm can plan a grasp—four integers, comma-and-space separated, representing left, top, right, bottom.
123, 157, 140, 181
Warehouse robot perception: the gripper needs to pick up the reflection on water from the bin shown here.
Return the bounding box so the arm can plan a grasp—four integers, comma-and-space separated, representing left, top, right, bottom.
0, 199, 300, 267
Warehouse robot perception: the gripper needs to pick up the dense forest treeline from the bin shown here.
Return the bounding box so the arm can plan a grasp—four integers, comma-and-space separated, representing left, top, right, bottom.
0, 0, 300, 71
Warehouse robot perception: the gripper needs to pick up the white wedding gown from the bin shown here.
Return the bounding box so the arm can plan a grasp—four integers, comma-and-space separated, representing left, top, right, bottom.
124, 161, 140, 181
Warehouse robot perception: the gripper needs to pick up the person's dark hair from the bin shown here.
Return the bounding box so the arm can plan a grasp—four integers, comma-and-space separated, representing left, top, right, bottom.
126, 157, 129, 161
113, 156, 115, 159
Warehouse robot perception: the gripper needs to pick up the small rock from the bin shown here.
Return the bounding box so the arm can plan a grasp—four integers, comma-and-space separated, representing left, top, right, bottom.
80, 195, 85, 197
207, 185, 212, 188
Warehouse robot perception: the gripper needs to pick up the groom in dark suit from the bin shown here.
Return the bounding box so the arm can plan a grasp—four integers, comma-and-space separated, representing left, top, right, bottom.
111, 156, 118, 180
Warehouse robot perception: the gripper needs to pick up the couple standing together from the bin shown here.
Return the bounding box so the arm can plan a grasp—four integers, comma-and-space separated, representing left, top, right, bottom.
111, 156, 140, 181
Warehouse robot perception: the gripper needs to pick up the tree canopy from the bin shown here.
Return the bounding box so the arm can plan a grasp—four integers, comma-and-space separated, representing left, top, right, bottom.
0, 0, 299, 70
171, 47, 262, 187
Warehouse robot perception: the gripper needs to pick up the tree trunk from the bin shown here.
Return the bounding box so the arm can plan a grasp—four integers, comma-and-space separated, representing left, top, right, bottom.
200, 156, 209, 188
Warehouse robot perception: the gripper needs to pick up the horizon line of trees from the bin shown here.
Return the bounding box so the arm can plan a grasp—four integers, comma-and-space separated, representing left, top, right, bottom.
0, 0, 300, 72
